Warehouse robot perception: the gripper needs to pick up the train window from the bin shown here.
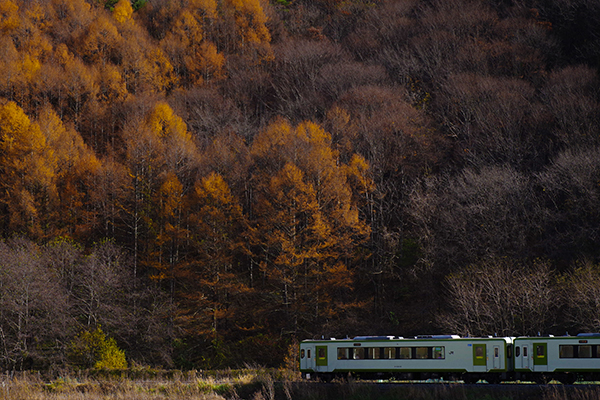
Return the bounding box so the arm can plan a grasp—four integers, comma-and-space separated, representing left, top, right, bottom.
580, 345, 592, 358
595, 346, 600, 358
368, 348, 381, 359
475, 346, 484, 359
536, 345, 545, 358
353, 348, 365, 360
433, 347, 445, 359
495, 347, 499, 358
301, 349, 305, 359
559, 345, 574, 358
383, 348, 395, 359
308, 349, 311, 359
515, 347, 520, 357
338, 348, 350, 360
416, 347, 429, 359
318, 348, 326, 359
523, 347, 528, 357
398, 347, 411, 359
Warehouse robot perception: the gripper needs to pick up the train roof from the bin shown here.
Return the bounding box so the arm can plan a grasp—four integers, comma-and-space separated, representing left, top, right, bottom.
301, 334, 513, 342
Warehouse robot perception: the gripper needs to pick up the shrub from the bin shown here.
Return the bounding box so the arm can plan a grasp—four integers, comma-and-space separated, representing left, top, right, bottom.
68, 326, 127, 370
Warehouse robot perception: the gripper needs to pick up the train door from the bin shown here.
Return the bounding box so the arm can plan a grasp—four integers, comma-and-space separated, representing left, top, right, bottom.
473, 343, 487, 372
522, 345, 529, 370
533, 342, 548, 372
315, 346, 328, 372
493, 345, 500, 370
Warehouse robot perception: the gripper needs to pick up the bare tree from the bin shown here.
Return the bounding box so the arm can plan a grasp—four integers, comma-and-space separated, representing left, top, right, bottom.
536, 147, 600, 261
409, 165, 542, 274
0, 238, 70, 370
561, 260, 600, 333
440, 258, 556, 336
540, 65, 600, 150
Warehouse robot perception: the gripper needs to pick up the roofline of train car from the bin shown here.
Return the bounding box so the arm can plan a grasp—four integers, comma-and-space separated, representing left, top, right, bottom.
301, 335, 513, 343
302, 333, 600, 343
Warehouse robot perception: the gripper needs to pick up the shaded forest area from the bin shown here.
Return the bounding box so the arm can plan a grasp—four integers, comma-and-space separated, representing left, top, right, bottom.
0, 0, 599, 371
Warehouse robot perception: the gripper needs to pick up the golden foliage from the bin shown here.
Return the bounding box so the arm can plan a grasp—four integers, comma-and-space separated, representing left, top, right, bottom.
0, 101, 56, 236
112, 0, 133, 24
223, 0, 270, 45
250, 118, 371, 326
190, 0, 218, 19
79, 15, 120, 63
0, 0, 20, 34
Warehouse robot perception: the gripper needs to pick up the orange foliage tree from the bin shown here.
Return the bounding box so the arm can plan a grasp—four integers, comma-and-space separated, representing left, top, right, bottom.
178, 173, 252, 339
250, 118, 371, 336
122, 102, 200, 300
0, 101, 55, 238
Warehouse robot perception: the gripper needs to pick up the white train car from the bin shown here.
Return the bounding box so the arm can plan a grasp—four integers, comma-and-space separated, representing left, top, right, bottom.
300, 335, 512, 382
514, 334, 600, 384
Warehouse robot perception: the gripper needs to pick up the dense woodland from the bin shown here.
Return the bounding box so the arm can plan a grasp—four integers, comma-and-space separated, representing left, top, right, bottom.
0, 0, 600, 371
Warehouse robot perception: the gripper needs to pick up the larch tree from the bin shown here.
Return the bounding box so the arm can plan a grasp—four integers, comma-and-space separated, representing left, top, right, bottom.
160, 8, 205, 85
78, 14, 122, 65
178, 172, 252, 340
122, 101, 199, 302
158, 4, 225, 87
250, 118, 371, 337
37, 106, 102, 239
0, 101, 55, 238
0, 0, 20, 35
115, 4, 176, 94
220, 0, 272, 61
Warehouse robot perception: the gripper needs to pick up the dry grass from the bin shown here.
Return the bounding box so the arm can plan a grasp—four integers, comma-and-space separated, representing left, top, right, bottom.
1, 375, 226, 400
541, 385, 600, 400
0, 368, 297, 400
4, 371, 600, 400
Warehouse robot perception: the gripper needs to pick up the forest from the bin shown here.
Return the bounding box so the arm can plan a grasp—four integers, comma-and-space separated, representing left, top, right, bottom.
0, 0, 599, 371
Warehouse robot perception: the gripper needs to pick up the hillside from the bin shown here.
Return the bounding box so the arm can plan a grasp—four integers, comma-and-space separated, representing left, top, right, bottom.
0, 0, 599, 370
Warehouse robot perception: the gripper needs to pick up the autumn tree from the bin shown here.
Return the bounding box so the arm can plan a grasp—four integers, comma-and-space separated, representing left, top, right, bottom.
0, 100, 55, 238
52, 52, 99, 130
37, 106, 102, 239
334, 85, 444, 318
172, 87, 246, 147
0, 0, 20, 35
44, 237, 174, 366
250, 118, 371, 337
115, 7, 176, 94
176, 172, 252, 367
48, 0, 94, 46
121, 101, 199, 303
220, 0, 272, 59
78, 14, 122, 65
160, 4, 225, 86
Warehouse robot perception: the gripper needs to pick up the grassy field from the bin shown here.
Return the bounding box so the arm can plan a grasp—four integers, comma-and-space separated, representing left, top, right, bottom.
3, 370, 600, 400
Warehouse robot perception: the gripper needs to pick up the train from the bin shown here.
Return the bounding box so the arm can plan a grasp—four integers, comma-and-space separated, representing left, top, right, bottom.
299, 334, 600, 384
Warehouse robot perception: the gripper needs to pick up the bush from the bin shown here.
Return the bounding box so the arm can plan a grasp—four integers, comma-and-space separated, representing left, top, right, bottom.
68, 327, 127, 370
